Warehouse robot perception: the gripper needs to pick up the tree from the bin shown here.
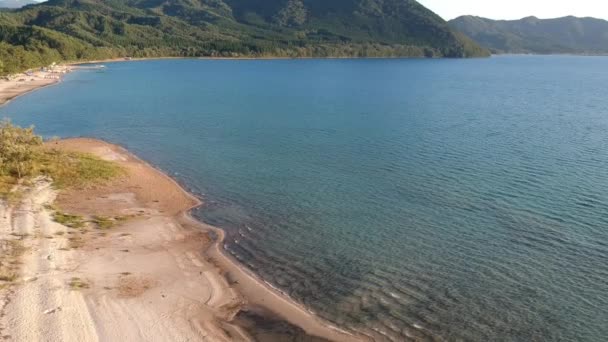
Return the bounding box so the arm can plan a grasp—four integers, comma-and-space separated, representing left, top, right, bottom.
0, 120, 43, 179
273, 0, 308, 27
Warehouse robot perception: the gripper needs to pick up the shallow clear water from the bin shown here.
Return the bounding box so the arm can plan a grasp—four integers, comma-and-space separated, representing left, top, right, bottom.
2, 56, 608, 341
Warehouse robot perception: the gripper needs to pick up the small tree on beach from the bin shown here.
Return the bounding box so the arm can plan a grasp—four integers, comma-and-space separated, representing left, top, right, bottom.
0, 119, 43, 179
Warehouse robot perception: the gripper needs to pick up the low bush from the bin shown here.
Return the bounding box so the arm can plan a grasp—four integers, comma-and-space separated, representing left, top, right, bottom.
0, 120, 123, 198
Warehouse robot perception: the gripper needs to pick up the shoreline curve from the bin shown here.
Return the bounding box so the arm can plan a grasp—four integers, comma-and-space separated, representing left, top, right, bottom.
75, 137, 364, 342
0, 63, 366, 341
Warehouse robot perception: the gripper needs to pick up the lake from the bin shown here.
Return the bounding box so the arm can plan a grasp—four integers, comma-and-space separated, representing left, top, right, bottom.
2, 56, 608, 341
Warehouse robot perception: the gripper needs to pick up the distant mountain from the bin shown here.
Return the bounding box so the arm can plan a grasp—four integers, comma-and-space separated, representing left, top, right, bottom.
0, 0, 37, 8
0, 0, 489, 74
449, 15, 608, 54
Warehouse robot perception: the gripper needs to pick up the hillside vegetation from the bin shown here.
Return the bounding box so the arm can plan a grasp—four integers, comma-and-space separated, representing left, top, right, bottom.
0, 0, 489, 74
449, 15, 608, 54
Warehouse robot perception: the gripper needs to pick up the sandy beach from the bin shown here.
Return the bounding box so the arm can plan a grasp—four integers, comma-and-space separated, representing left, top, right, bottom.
0, 65, 72, 106
0, 137, 362, 341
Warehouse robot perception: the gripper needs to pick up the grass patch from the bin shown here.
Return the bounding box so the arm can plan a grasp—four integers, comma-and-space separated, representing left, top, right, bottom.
0, 121, 124, 198
52, 212, 85, 228
68, 277, 89, 290
38, 150, 124, 189
91, 215, 115, 230
43, 203, 58, 211
91, 214, 136, 230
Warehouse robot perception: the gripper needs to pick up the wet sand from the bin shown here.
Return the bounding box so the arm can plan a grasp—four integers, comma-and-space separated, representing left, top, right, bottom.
0, 138, 362, 341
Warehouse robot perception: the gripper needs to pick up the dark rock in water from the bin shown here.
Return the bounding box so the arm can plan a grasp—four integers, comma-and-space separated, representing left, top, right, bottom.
234, 305, 330, 342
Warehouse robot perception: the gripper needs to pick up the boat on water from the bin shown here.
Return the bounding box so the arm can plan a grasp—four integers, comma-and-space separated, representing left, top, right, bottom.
75, 64, 106, 70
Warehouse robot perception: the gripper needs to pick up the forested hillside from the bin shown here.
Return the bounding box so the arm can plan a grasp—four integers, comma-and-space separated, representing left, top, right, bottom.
0, 0, 489, 74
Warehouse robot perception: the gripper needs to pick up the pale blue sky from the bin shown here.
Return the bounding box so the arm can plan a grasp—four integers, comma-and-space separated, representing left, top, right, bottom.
418, 0, 608, 21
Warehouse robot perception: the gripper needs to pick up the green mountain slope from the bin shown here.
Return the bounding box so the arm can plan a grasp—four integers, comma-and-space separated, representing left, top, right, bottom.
0, 0, 489, 74
449, 15, 608, 54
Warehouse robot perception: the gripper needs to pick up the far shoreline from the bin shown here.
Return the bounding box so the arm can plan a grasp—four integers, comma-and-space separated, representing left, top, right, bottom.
0, 55, 455, 106
4, 52, 598, 110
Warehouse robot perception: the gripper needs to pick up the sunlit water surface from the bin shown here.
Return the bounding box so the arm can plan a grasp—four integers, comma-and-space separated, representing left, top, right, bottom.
2, 56, 608, 341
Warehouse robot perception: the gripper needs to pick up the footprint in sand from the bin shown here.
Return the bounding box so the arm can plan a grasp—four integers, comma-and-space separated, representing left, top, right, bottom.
43, 306, 62, 314
186, 252, 204, 268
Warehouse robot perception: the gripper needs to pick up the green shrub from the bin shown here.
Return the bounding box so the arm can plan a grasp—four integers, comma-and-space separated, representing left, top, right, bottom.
0, 121, 124, 198
52, 212, 85, 228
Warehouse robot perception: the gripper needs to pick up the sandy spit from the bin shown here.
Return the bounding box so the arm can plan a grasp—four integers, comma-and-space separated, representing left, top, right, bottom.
0, 138, 364, 341
0, 66, 72, 106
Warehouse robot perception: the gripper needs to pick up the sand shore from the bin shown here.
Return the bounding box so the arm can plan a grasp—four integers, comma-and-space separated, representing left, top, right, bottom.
0, 58, 283, 107
0, 137, 362, 341
0, 65, 72, 106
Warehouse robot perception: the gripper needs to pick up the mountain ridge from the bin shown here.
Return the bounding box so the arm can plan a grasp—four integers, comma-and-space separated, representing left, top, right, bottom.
449, 15, 608, 54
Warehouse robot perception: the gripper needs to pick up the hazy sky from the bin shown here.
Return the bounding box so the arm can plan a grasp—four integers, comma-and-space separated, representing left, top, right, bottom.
417, 0, 608, 21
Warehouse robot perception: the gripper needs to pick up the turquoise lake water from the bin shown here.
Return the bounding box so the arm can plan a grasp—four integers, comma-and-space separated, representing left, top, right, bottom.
2, 56, 608, 341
